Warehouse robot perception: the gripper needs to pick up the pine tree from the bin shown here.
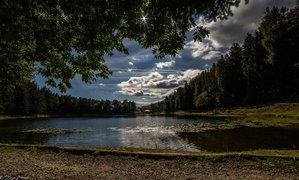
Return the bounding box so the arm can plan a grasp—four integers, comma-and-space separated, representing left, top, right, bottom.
260, 5, 298, 96
41, 87, 54, 114
14, 83, 30, 114
241, 30, 269, 104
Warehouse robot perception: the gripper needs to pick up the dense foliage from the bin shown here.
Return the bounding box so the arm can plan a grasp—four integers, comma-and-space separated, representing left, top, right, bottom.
153, 3, 299, 112
0, 0, 248, 92
0, 81, 136, 115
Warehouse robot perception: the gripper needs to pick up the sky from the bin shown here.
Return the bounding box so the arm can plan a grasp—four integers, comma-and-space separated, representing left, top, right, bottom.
36, 0, 296, 107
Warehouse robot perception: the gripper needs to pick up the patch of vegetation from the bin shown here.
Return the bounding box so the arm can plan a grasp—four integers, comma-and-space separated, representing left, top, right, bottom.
0, 114, 50, 120
0, 145, 69, 156
227, 116, 299, 128
119, 154, 140, 161
88, 146, 201, 154
174, 103, 299, 118
166, 116, 299, 134
22, 127, 95, 134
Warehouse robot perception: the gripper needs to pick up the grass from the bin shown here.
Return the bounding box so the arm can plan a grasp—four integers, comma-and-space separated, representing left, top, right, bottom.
22, 127, 95, 134
0, 145, 69, 156
173, 103, 299, 118
68, 145, 200, 154
0, 114, 50, 120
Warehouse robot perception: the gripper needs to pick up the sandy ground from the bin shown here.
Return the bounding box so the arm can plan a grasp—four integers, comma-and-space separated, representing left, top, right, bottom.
1, 152, 299, 180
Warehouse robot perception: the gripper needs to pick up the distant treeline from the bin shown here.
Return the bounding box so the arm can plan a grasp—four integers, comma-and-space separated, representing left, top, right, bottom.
152, 4, 299, 112
0, 81, 136, 115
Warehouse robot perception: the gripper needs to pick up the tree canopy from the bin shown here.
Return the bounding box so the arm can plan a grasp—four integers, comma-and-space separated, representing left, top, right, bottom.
0, 0, 248, 92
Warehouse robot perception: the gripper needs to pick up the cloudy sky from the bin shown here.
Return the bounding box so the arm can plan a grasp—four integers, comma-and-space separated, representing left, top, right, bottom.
36, 0, 296, 107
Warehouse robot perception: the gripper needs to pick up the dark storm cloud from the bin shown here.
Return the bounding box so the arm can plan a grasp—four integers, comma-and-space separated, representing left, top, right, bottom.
201, 0, 296, 48
132, 91, 153, 97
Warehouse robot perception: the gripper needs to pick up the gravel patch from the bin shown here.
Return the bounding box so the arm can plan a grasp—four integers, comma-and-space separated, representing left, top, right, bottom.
1, 152, 298, 179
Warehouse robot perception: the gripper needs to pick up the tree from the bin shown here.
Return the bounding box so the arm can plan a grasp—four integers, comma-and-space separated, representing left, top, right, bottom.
28, 82, 46, 114
112, 99, 120, 112
1, 0, 248, 92
165, 97, 171, 112
226, 43, 246, 104
215, 55, 230, 106
260, 5, 299, 95
13, 83, 30, 114
103, 100, 112, 112
194, 91, 210, 108
41, 86, 55, 114
151, 103, 157, 112
241, 30, 270, 104
129, 101, 136, 113
122, 99, 129, 113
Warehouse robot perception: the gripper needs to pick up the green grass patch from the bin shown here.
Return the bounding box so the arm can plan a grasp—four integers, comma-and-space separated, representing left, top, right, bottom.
174, 103, 299, 118
0, 145, 69, 156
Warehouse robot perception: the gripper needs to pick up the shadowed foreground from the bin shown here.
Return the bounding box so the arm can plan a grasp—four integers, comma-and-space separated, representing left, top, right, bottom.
1, 151, 298, 180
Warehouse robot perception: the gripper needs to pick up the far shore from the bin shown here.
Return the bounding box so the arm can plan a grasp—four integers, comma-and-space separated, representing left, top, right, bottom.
0, 113, 134, 120
1, 102, 299, 120
168, 102, 299, 119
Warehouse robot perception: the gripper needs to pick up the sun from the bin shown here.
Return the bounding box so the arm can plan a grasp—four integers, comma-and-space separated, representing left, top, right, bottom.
142, 16, 146, 21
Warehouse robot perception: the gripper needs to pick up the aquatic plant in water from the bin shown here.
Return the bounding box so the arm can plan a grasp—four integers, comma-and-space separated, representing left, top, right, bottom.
22, 127, 95, 134
165, 116, 299, 133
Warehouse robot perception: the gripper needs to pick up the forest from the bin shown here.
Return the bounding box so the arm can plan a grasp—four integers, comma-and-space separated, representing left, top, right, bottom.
0, 81, 136, 115
152, 4, 299, 112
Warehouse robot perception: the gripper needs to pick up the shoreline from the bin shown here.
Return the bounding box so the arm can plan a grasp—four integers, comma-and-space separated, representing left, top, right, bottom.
170, 102, 299, 118
0, 113, 135, 120
1, 143, 299, 159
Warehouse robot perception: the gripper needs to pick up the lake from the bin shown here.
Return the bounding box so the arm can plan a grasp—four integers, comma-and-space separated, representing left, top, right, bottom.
0, 115, 298, 152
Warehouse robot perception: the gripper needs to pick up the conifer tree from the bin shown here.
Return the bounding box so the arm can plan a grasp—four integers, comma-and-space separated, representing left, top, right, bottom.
260, 5, 299, 96
14, 83, 30, 114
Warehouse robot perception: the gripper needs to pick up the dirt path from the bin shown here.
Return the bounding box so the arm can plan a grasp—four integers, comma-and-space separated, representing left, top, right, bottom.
1, 152, 298, 180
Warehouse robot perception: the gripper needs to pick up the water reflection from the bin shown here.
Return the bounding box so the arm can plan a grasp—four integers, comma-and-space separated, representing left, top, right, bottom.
179, 126, 299, 152
0, 132, 52, 145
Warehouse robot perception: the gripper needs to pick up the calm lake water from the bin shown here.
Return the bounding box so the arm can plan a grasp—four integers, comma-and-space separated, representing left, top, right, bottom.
0, 115, 298, 152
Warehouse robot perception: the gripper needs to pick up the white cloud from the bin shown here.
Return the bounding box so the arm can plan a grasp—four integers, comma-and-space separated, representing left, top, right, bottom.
176, 54, 182, 58
185, 41, 211, 58
99, 83, 105, 86
117, 69, 202, 98
129, 62, 133, 65
127, 69, 133, 72
202, 51, 221, 60
177, 69, 202, 82
156, 60, 175, 69
167, 74, 176, 79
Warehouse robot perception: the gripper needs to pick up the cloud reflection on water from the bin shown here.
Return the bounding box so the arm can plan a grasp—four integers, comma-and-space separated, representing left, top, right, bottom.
109, 126, 200, 152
